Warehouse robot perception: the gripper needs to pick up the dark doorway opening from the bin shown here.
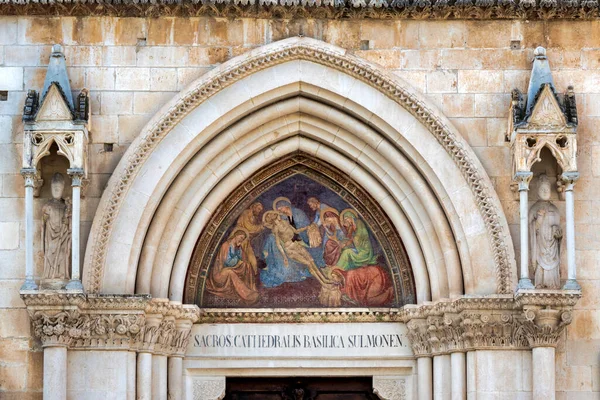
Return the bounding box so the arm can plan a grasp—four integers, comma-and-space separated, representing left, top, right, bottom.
225, 377, 379, 399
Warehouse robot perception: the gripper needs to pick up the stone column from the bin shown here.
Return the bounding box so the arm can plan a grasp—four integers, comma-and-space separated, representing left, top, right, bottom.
168, 318, 193, 400
44, 345, 67, 400
66, 168, 84, 291
561, 172, 581, 290
433, 354, 451, 400
516, 171, 534, 290
168, 356, 183, 400
20, 168, 38, 290
450, 352, 466, 400
407, 319, 433, 400
417, 357, 433, 400
524, 307, 571, 400
138, 314, 163, 400
137, 352, 153, 400
128, 351, 137, 400
532, 347, 555, 400
466, 351, 476, 399
152, 354, 168, 400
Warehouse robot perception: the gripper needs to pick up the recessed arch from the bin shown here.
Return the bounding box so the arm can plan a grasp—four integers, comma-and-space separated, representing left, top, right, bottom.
82, 37, 516, 302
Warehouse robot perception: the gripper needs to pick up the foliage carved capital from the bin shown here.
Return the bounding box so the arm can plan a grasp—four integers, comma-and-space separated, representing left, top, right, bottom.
21, 291, 199, 354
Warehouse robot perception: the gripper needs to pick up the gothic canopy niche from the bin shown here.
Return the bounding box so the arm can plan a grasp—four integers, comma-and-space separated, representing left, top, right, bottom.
184, 154, 415, 308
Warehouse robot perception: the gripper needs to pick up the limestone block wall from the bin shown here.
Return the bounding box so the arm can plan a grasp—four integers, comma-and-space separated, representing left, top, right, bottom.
0, 16, 599, 398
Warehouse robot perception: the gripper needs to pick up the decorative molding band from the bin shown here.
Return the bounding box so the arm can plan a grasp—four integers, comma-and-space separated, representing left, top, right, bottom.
85, 38, 513, 296
198, 308, 407, 324
21, 290, 579, 354
1, 1, 598, 19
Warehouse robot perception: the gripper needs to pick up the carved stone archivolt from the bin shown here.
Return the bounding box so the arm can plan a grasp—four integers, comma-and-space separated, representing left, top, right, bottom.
86, 37, 513, 298
21, 292, 199, 354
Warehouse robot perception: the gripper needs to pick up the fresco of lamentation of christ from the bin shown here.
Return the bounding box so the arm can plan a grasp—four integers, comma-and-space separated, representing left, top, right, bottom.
202, 174, 395, 308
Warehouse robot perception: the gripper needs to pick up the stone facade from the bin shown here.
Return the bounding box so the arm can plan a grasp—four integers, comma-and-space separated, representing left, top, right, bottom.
0, 15, 599, 399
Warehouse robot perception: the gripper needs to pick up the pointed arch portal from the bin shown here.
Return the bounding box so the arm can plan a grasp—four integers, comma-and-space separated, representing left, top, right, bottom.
83, 37, 516, 305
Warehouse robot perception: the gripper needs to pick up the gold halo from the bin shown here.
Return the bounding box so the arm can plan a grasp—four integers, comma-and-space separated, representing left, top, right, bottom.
320, 207, 340, 222
340, 208, 358, 221
272, 196, 291, 211
228, 227, 250, 241
262, 210, 281, 228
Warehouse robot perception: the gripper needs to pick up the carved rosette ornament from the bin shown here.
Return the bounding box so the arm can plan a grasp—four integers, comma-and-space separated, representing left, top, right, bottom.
30, 309, 86, 347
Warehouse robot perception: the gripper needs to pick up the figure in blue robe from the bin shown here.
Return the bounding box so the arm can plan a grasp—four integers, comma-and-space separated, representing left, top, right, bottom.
259, 198, 324, 287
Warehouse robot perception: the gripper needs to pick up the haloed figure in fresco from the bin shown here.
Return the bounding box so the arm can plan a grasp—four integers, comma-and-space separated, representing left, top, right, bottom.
335, 209, 377, 271
205, 228, 259, 305
203, 174, 396, 308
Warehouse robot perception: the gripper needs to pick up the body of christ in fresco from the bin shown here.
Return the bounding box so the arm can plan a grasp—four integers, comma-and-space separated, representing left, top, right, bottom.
203, 174, 396, 308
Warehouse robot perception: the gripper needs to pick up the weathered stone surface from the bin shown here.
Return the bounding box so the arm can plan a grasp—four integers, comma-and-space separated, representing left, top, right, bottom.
0, 17, 599, 400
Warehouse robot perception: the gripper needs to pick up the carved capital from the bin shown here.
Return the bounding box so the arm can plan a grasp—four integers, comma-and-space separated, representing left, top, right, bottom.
513, 171, 534, 192
21, 292, 199, 355
521, 307, 572, 348
406, 318, 430, 357
172, 319, 194, 356
559, 171, 580, 191
21, 168, 44, 196
139, 314, 163, 353
20, 167, 37, 187
155, 316, 177, 355
460, 311, 527, 350
67, 168, 85, 187
29, 308, 85, 347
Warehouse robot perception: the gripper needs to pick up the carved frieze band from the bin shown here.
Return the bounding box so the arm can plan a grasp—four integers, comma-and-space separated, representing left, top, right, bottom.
21, 293, 199, 354
1, 1, 598, 19
21, 290, 578, 355
405, 290, 579, 357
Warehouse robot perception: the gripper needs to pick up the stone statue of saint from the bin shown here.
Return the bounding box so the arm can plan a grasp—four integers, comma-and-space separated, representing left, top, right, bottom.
42, 173, 71, 281
529, 174, 562, 289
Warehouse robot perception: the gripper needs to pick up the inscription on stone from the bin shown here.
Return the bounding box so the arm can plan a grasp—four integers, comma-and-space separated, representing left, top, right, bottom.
186, 323, 412, 358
